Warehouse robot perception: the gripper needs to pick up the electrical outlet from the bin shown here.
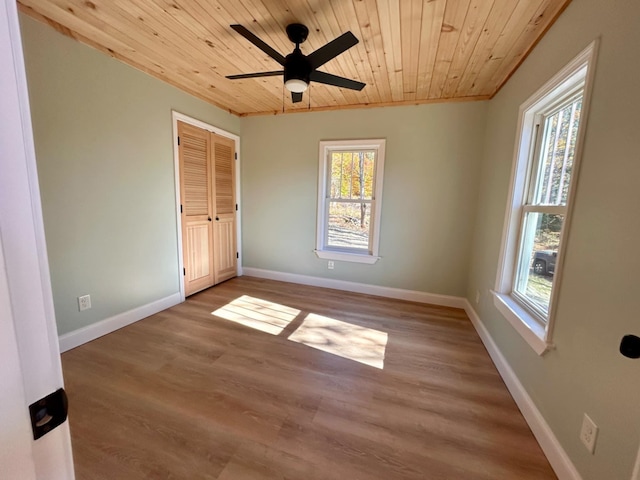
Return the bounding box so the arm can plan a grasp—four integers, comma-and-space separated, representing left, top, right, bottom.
78, 294, 91, 312
580, 413, 598, 454
475, 290, 480, 304
328, 261, 334, 270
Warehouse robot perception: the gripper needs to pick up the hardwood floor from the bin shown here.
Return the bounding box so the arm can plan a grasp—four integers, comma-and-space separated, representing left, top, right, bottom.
62, 276, 556, 479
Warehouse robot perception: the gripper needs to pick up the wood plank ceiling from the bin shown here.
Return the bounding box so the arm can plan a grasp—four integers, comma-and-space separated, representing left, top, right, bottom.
18, 0, 572, 116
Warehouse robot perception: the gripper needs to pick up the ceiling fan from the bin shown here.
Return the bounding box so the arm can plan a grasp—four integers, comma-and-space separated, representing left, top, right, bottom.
226, 23, 366, 103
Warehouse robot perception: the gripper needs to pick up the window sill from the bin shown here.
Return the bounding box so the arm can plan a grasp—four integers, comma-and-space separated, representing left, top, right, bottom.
491, 291, 553, 356
314, 250, 380, 264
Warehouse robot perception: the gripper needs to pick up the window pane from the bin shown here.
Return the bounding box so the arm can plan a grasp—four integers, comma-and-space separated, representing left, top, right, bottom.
533, 98, 582, 206
514, 212, 564, 318
330, 153, 342, 198
329, 151, 375, 201
327, 201, 371, 250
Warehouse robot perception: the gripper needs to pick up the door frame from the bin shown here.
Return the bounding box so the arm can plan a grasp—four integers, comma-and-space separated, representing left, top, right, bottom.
171, 111, 241, 301
0, 0, 75, 476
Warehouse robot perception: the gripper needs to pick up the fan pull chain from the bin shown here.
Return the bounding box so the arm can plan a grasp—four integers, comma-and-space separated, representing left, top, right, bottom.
282, 82, 285, 114
308, 86, 311, 110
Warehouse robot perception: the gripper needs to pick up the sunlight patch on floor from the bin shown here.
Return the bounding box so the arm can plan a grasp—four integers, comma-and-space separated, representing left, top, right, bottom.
288, 313, 387, 369
212, 295, 300, 335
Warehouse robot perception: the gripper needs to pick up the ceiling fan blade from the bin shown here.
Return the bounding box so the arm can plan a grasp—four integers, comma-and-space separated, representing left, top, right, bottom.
230, 25, 286, 66
309, 71, 366, 91
226, 70, 283, 80
307, 31, 359, 69
291, 92, 303, 103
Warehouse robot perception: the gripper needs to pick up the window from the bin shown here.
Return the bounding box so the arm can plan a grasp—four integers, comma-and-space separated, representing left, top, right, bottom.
513, 92, 582, 317
315, 139, 386, 264
494, 41, 597, 354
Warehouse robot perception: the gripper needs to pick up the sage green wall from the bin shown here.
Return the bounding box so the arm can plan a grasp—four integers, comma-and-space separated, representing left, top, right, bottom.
20, 15, 240, 335
240, 102, 487, 296
467, 0, 640, 478
21, 2, 639, 476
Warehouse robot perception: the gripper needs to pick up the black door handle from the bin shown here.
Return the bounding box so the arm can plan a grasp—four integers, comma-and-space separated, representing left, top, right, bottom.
215, 216, 219, 221
29, 388, 68, 440
208, 217, 212, 221
620, 335, 640, 359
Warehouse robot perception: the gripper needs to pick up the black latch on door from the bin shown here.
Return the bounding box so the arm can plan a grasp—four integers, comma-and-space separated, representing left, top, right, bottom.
620, 335, 640, 359
29, 388, 68, 440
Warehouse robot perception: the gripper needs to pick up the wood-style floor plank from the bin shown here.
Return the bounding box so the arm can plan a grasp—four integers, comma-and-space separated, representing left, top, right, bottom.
62, 276, 556, 479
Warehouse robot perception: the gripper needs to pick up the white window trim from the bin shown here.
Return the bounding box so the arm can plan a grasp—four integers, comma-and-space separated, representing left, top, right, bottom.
493, 40, 599, 355
315, 139, 386, 264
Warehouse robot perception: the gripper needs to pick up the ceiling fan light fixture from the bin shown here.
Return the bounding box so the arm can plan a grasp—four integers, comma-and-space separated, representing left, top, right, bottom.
284, 78, 308, 93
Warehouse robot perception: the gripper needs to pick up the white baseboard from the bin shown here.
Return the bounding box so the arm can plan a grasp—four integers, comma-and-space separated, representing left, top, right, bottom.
241, 267, 466, 309
463, 300, 582, 480
58, 293, 182, 353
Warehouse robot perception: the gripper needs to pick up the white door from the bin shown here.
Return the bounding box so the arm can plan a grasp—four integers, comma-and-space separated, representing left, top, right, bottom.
0, 242, 37, 479
0, 0, 75, 478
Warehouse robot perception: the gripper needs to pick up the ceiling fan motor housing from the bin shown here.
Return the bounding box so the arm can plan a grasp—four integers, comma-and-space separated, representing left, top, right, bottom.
284, 49, 312, 85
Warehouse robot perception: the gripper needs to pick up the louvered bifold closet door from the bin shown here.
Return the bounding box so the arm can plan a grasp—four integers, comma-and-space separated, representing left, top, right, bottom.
212, 133, 237, 284
178, 122, 214, 296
